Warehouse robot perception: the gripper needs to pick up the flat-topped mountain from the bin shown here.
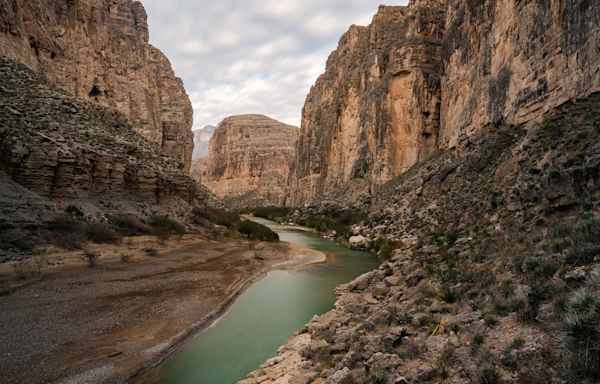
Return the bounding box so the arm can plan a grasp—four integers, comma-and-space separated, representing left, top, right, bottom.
203, 115, 298, 208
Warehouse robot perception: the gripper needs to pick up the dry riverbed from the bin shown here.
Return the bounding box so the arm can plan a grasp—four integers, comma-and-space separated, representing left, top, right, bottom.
0, 233, 325, 384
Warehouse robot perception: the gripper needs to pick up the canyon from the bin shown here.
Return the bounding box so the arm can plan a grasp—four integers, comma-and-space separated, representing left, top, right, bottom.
203, 115, 298, 208
1, 0, 600, 383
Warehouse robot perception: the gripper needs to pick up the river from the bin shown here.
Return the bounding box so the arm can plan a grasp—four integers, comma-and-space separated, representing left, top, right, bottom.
137, 218, 378, 384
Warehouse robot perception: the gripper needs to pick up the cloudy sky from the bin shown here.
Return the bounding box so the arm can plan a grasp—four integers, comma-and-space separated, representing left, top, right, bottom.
140, 0, 408, 130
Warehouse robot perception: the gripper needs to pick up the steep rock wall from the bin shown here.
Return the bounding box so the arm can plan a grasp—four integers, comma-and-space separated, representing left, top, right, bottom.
440, 0, 600, 147
204, 115, 298, 207
0, 0, 193, 170
287, 2, 446, 207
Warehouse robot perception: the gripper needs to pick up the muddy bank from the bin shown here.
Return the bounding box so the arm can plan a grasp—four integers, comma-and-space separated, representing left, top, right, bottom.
0, 233, 324, 384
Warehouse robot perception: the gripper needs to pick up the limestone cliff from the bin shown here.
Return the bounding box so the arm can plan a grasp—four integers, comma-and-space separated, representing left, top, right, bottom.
0, 0, 194, 170
440, 0, 600, 148
0, 59, 210, 209
288, 0, 600, 208
287, 2, 446, 207
204, 115, 298, 208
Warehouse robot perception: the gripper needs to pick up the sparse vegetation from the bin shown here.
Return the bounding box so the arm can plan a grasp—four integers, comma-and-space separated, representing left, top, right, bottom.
108, 214, 151, 236
192, 207, 240, 228
148, 215, 186, 240
83, 250, 99, 267
237, 220, 279, 242
251, 206, 291, 221
476, 364, 500, 384
371, 238, 402, 260
561, 273, 600, 382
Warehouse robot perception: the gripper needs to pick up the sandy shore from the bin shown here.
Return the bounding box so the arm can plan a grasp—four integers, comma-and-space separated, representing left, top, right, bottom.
0, 232, 326, 384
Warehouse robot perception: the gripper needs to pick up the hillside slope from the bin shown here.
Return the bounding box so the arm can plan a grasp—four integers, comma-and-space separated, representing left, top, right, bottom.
243, 93, 600, 383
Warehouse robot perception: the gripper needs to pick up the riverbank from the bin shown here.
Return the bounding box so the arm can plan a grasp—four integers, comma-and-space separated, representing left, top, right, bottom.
0, 231, 326, 384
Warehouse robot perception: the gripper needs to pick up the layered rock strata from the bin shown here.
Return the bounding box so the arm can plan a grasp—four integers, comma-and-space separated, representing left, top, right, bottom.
204, 115, 298, 207
440, 0, 600, 147
0, 59, 210, 207
288, 0, 600, 207
287, 2, 446, 206
0, 0, 193, 170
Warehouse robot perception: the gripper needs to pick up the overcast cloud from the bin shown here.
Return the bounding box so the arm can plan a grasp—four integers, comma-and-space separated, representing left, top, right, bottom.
140, 0, 408, 130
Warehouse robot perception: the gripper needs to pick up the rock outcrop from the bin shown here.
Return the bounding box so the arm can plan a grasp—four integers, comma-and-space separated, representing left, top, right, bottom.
287, 2, 446, 207
440, 0, 600, 148
287, 0, 600, 208
0, 59, 210, 209
193, 125, 216, 159
204, 115, 298, 208
0, 0, 194, 171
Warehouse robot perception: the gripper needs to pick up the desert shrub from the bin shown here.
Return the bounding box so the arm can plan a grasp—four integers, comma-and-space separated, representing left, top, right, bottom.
85, 222, 121, 244
471, 333, 486, 356
569, 218, 600, 266
143, 247, 158, 256
120, 253, 132, 262
520, 255, 561, 278
46, 215, 85, 249
47, 215, 83, 232
523, 281, 558, 321
251, 206, 291, 221
371, 238, 402, 260
561, 273, 600, 382
83, 250, 99, 267
476, 364, 500, 384
192, 207, 240, 228
439, 285, 460, 303
149, 215, 186, 240
237, 220, 279, 242
396, 312, 413, 325
293, 208, 368, 239
108, 214, 151, 236
493, 298, 525, 316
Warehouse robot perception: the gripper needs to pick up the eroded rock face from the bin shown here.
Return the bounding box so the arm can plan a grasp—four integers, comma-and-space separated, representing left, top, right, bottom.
288, 0, 600, 208
440, 0, 600, 148
204, 115, 298, 208
0, 0, 193, 171
0, 59, 210, 207
287, 2, 446, 207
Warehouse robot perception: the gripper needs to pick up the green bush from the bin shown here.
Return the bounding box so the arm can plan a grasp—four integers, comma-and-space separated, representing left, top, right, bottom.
84, 222, 121, 244
251, 206, 291, 221
562, 273, 600, 382
476, 364, 500, 384
439, 285, 460, 303
149, 215, 186, 240
108, 214, 151, 236
236, 220, 279, 242
192, 207, 240, 228
371, 238, 402, 260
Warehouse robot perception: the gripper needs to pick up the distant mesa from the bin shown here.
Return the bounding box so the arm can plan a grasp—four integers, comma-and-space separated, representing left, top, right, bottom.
193, 125, 217, 159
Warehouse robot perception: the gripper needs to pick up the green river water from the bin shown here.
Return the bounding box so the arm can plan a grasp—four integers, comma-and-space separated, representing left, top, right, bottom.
139, 218, 379, 384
